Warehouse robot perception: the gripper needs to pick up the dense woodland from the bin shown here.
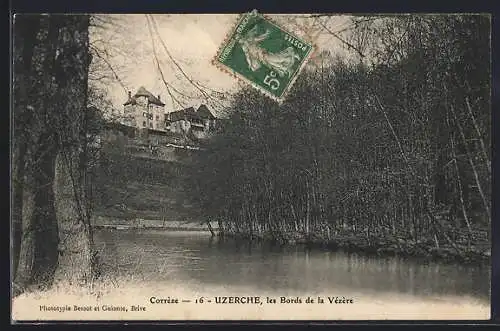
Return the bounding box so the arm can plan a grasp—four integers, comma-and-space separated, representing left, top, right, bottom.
186, 15, 491, 261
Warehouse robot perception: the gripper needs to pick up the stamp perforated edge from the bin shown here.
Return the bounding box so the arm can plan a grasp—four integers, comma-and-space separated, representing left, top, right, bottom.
212, 10, 318, 104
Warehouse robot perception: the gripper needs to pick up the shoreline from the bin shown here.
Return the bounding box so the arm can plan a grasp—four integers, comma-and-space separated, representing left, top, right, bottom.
92, 216, 490, 267
215, 231, 491, 267
94, 225, 212, 232
92, 215, 217, 232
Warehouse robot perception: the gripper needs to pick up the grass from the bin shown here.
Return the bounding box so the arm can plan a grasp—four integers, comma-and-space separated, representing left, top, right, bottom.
92, 164, 200, 222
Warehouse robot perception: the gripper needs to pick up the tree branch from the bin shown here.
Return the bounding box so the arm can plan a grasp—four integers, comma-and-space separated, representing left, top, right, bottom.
317, 18, 365, 58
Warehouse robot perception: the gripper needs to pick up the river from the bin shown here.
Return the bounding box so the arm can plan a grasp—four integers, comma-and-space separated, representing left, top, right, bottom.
90, 228, 490, 320
12, 228, 491, 320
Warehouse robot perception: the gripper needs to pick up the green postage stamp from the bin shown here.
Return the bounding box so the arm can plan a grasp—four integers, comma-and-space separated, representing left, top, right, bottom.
214, 10, 314, 102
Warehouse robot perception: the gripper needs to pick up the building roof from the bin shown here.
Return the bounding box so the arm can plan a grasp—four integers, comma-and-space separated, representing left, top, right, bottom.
196, 104, 216, 120
123, 86, 165, 107
167, 107, 195, 122
166, 105, 216, 122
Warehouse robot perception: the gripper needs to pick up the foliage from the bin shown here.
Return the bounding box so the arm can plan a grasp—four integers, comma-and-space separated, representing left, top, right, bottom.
186, 14, 491, 255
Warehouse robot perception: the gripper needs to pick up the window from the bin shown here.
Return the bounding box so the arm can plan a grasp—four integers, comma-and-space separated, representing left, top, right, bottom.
142, 121, 146, 127
149, 122, 153, 128
156, 115, 159, 120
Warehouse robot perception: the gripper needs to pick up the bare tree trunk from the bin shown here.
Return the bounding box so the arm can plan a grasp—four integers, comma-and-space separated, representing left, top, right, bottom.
52, 14, 95, 286
464, 96, 490, 174
12, 15, 41, 284
13, 168, 36, 296
306, 179, 311, 238
15, 144, 59, 292
31, 149, 60, 286
450, 104, 490, 217
12, 141, 27, 281
13, 15, 62, 295
53, 150, 95, 285
14, 14, 94, 294
451, 136, 473, 250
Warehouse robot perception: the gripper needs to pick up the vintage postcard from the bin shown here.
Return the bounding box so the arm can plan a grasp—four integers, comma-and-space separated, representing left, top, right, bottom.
11, 13, 491, 322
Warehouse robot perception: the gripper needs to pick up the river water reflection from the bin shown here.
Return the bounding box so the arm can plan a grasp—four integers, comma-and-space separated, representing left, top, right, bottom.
95, 229, 490, 305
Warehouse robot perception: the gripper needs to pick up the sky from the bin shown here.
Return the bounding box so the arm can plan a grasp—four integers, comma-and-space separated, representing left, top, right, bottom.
89, 14, 355, 117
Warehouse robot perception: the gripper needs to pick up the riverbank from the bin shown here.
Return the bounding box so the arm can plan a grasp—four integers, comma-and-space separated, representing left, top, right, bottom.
217, 229, 491, 266
13, 227, 489, 321
92, 214, 490, 266
93, 216, 218, 232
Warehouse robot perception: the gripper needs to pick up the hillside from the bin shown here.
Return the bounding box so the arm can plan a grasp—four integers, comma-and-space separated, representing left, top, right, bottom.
89, 136, 206, 228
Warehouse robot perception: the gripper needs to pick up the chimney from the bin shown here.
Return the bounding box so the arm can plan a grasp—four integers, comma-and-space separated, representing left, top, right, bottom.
128, 91, 131, 99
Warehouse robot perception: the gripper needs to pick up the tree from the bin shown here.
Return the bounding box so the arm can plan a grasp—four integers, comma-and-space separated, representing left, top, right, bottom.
13, 14, 95, 295
185, 14, 491, 259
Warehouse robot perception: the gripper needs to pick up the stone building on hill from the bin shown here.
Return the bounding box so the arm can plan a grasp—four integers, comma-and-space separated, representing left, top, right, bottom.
123, 86, 166, 131
121, 86, 218, 141
166, 104, 217, 139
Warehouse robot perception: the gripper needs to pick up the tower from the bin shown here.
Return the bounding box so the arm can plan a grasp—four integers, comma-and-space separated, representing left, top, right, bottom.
123, 86, 166, 130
